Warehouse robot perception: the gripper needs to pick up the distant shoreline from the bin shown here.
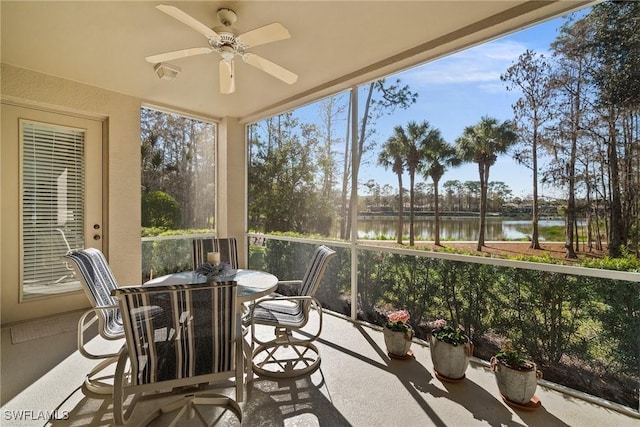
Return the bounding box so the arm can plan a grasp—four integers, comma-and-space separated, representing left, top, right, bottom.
358, 212, 562, 220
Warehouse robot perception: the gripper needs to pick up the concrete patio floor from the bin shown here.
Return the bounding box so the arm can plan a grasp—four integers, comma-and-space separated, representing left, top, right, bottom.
2, 310, 639, 426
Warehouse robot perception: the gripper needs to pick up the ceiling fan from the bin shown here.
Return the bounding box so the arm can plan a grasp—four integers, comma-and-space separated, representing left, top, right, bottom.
146, 4, 297, 94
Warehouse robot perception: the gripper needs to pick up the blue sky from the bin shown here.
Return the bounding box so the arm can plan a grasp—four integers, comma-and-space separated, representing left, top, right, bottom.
356, 12, 579, 200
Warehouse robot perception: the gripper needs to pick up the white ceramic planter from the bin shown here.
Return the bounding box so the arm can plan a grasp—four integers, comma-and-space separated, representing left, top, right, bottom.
491, 357, 543, 405
429, 335, 472, 380
383, 326, 413, 357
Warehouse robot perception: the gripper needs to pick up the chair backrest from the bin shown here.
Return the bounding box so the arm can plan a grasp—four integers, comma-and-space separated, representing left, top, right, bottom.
192, 237, 239, 269
63, 248, 122, 339
113, 281, 238, 386
192, 237, 215, 269
299, 245, 337, 308
214, 237, 239, 269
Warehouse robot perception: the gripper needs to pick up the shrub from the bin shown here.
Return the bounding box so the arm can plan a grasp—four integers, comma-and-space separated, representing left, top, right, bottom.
142, 191, 181, 228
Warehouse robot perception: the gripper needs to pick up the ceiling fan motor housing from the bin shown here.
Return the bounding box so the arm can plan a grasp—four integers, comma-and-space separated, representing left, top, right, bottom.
209, 32, 246, 57
217, 8, 237, 26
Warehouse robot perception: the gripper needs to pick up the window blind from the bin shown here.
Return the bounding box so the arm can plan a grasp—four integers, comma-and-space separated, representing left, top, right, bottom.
21, 120, 85, 288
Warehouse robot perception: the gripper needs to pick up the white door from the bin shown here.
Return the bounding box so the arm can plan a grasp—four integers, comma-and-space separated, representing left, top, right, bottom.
1, 103, 103, 301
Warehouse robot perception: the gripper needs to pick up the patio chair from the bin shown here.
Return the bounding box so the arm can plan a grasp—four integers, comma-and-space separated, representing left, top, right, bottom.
63, 247, 127, 394
247, 245, 336, 379
112, 281, 243, 426
192, 237, 239, 269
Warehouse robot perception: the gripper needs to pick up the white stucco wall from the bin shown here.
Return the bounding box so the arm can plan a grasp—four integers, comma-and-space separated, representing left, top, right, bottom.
1, 64, 142, 324
217, 117, 248, 267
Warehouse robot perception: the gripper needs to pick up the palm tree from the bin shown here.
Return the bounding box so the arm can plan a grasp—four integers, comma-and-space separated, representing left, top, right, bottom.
397, 121, 435, 246
404, 122, 422, 246
420, 135, 460, 246
378, 135, 405, 244
456, 116, 517, 251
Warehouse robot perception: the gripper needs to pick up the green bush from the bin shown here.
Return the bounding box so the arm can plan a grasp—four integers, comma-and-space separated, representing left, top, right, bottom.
142, 191, 181, 228
579, 248, 640, 272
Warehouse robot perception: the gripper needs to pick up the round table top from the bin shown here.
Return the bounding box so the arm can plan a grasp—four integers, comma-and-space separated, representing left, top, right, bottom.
144, 269, 279, 303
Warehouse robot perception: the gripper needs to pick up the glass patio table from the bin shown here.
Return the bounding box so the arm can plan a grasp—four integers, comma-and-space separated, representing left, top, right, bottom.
144, 269, 279, 304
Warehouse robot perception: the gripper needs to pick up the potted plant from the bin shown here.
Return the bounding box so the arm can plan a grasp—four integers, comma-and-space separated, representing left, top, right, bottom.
382, 310, 414, 359
195, 261, 232, 281
429, 319, 473, 381
490, 342, 543, 408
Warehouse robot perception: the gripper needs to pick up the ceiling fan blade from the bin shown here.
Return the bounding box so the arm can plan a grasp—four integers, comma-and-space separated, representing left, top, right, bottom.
145, 47, 213, 63
242, 53, 298, 85
236, 23, 290, 48
156, 4, 219, 39
219, 59, 236, 94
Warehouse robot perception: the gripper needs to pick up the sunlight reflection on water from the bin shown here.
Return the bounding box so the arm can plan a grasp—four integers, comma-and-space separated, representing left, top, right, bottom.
357, 218, 573, 241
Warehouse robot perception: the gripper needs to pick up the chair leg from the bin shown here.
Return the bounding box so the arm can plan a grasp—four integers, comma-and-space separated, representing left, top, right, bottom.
144, 393, 243, 427
192, 395, 243, 426
251, 340, 321, 378
113, 349, 138, 425
250, 306, 324, 379
83, 355, 119, 395
242, 325, 254, 382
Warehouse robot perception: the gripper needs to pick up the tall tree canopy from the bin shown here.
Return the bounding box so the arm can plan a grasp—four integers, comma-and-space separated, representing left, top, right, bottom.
502, 49, 553, 249
419, 131, 459, 246
456, 116, 517, 250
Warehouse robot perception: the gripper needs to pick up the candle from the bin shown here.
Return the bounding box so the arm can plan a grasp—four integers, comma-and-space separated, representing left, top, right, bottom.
207, 252, 220, 265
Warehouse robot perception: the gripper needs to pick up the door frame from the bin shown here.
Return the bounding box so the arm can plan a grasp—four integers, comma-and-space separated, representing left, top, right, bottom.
1, 101, 106, 323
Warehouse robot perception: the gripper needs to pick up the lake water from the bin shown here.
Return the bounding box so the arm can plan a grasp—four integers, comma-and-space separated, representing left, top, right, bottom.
357, 217, 566, 241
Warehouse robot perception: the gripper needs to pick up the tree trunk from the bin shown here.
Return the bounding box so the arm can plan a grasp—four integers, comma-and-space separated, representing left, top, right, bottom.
565, 84, 579, 259
477, 163, 488, 251
397, 174, 404, 244
565, 163, 577, 259
339, 103, 352, 239
607, 106, 623, 257
409, 171, 416, 246
342, 83, 375, 240
530, 126, 541, 249
434, 179, 441, 246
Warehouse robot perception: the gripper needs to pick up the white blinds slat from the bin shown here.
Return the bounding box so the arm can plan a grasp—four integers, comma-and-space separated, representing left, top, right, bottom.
21, 121, 86, 288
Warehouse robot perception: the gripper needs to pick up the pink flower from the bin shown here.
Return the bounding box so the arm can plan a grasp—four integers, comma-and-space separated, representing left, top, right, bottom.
388, 310, 410, 323
433, 319, 448, 329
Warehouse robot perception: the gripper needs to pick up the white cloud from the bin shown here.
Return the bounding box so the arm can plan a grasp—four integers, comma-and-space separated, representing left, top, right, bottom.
401, 39, 528, 88
478, 82, 508, 94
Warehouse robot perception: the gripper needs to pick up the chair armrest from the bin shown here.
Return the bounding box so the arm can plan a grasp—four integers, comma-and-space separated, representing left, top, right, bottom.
274, 279, 302, 295
276, 280, 303, 286
249, 295, 323, 319
110, 285, 144, 295
249, 295, 324, 344
78, 306, 122, 360
252, 294, 315, 306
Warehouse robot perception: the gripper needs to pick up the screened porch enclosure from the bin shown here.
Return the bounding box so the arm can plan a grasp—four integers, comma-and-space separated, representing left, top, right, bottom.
140, 234, 640, 413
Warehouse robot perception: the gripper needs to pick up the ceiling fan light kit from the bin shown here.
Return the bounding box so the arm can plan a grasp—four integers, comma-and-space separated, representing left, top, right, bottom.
146, 4, 297, 94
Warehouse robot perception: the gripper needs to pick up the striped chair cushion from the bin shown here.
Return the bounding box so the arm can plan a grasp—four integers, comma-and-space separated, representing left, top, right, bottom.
64, 248, 123, 339
192, 237, 239, 269
299, 245, 336, 297
114, 281, 237, 385
250, 245, 336, 328
251, 300, 306, 327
